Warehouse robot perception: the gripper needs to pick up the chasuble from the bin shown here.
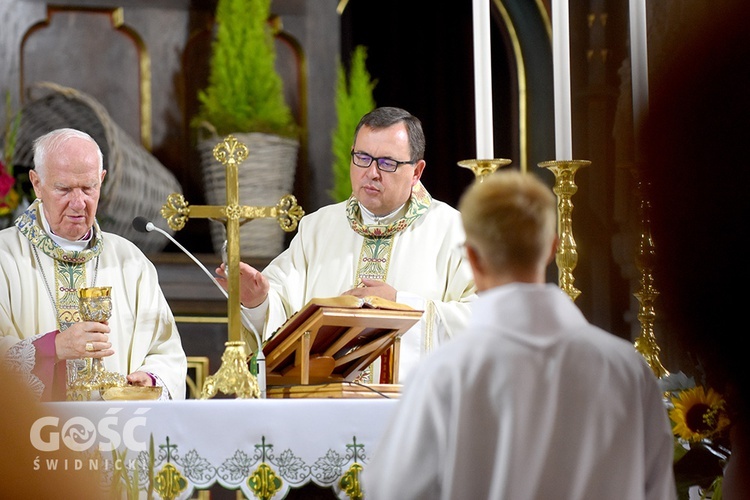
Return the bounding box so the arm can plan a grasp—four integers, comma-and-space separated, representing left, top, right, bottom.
0, 201, 187, 400
242, 183, 477, 382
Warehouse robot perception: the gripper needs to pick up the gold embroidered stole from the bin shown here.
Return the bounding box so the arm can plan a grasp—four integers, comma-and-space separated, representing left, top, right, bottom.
54, 261, 87, 330
16, 199, 103, 331
346, 182, 432, 286
346, 182, 432, 383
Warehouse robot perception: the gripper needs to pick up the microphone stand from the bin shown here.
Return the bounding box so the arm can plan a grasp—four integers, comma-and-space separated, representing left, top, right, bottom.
133, 218, 266, 398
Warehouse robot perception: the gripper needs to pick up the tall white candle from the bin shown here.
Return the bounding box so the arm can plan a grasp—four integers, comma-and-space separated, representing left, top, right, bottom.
552, 0, 573, 160
472, 0, 494, 159
629, 0, 649, 150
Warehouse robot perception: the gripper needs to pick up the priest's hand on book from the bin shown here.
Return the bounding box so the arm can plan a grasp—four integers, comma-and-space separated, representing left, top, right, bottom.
342, 278, 397, 302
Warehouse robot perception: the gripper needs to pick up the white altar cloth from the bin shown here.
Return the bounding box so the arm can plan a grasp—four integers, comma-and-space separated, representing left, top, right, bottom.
36, 399, 398, 499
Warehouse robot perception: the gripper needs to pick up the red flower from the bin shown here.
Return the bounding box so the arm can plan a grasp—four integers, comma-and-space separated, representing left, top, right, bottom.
0, 161, 15, 198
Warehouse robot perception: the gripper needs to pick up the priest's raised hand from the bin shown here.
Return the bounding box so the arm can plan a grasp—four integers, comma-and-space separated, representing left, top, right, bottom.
215, 261, 270, 309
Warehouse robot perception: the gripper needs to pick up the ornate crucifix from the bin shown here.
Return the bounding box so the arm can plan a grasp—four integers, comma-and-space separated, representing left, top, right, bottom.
160, 135, 304, 398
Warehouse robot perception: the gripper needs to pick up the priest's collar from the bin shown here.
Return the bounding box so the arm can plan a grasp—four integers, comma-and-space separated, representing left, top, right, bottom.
16, 199, 103, 264
359, 202, 407, 226
347, 182, 432, 238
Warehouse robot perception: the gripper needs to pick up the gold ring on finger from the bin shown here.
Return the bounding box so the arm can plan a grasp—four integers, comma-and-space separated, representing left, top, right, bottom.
85, 342, 95, 352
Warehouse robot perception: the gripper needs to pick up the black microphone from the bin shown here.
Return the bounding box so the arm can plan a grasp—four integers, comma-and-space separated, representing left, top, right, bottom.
132, 216, 266, 398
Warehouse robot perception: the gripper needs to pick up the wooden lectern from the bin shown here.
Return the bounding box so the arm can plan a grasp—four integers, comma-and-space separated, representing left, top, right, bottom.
263, 296, 423, 398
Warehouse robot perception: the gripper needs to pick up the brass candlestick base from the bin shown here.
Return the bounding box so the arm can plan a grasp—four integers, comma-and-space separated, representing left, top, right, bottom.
458, 159, 512, 181
68, 287, 128, 401
538, 160, 591, 302
200, 341, 260, 399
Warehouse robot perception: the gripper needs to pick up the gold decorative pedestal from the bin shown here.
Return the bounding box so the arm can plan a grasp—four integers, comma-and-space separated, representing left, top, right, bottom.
538, 160, 590, 301
200, 341, 260, 399
68, 286, 128, 401
458, 158, 512, 181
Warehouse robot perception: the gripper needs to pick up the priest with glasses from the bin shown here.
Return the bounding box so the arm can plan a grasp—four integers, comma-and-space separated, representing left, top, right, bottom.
216, 106, 477, 383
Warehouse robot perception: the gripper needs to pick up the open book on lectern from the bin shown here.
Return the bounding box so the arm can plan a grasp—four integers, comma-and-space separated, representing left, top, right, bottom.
261, 295, 423, 387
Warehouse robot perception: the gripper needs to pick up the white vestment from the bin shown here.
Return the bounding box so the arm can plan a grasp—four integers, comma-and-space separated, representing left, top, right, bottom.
363, 283, 676, 500
242, 196, 477, 382
0, 208, 187, 400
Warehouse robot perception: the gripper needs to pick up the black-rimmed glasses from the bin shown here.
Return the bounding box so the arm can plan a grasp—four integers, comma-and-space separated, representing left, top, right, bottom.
351, 151, 415, 173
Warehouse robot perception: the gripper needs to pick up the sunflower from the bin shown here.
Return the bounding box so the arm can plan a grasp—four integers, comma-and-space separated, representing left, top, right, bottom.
669, 386, 731, 442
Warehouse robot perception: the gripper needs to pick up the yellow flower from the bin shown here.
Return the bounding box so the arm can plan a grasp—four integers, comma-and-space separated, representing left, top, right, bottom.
669, 386, 731, 442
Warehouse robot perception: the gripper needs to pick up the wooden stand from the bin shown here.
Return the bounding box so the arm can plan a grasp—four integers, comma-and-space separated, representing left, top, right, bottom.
263, 296, 422, 398
267, 383, 402, 399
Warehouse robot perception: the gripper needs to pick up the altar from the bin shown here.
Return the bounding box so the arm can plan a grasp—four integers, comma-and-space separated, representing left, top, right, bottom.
37, 398, 398, 499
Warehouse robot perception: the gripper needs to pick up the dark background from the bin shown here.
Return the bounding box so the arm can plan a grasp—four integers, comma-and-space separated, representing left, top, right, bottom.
339, 1, 515, 209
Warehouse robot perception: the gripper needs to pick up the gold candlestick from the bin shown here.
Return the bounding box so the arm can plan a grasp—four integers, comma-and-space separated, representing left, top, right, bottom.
457, 159, 512, 181
538, 160, 590, 301
632, 177, 668, 378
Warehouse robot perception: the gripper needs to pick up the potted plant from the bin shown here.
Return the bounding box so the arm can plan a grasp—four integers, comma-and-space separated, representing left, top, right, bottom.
194, 0, 300, 259
329, 45, 376, 203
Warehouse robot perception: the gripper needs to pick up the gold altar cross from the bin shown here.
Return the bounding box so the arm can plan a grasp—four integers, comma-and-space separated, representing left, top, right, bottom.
160, 134, 304, 397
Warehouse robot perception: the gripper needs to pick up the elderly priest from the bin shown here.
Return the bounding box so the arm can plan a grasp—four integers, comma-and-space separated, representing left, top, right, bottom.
0, 128, 186, 401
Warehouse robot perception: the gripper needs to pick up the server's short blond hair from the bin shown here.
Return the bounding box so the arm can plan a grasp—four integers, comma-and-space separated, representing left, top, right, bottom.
458, 170, 556, 273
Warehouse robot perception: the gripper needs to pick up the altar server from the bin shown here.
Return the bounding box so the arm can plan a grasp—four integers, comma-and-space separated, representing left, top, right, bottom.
363, 171, 676, 499
0, 128, 186, 400
217, 106, 477, 382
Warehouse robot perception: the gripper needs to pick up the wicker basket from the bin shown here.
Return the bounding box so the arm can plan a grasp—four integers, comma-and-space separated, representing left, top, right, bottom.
198, 132, 299, 259
12, 82, 182, 254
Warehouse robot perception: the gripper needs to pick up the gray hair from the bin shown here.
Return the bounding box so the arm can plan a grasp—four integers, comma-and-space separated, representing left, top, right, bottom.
32, 128, 104, 181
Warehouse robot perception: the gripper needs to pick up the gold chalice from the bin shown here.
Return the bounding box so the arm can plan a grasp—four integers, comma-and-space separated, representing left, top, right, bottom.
78, 286, 113, 322
67, 287, 127, 400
